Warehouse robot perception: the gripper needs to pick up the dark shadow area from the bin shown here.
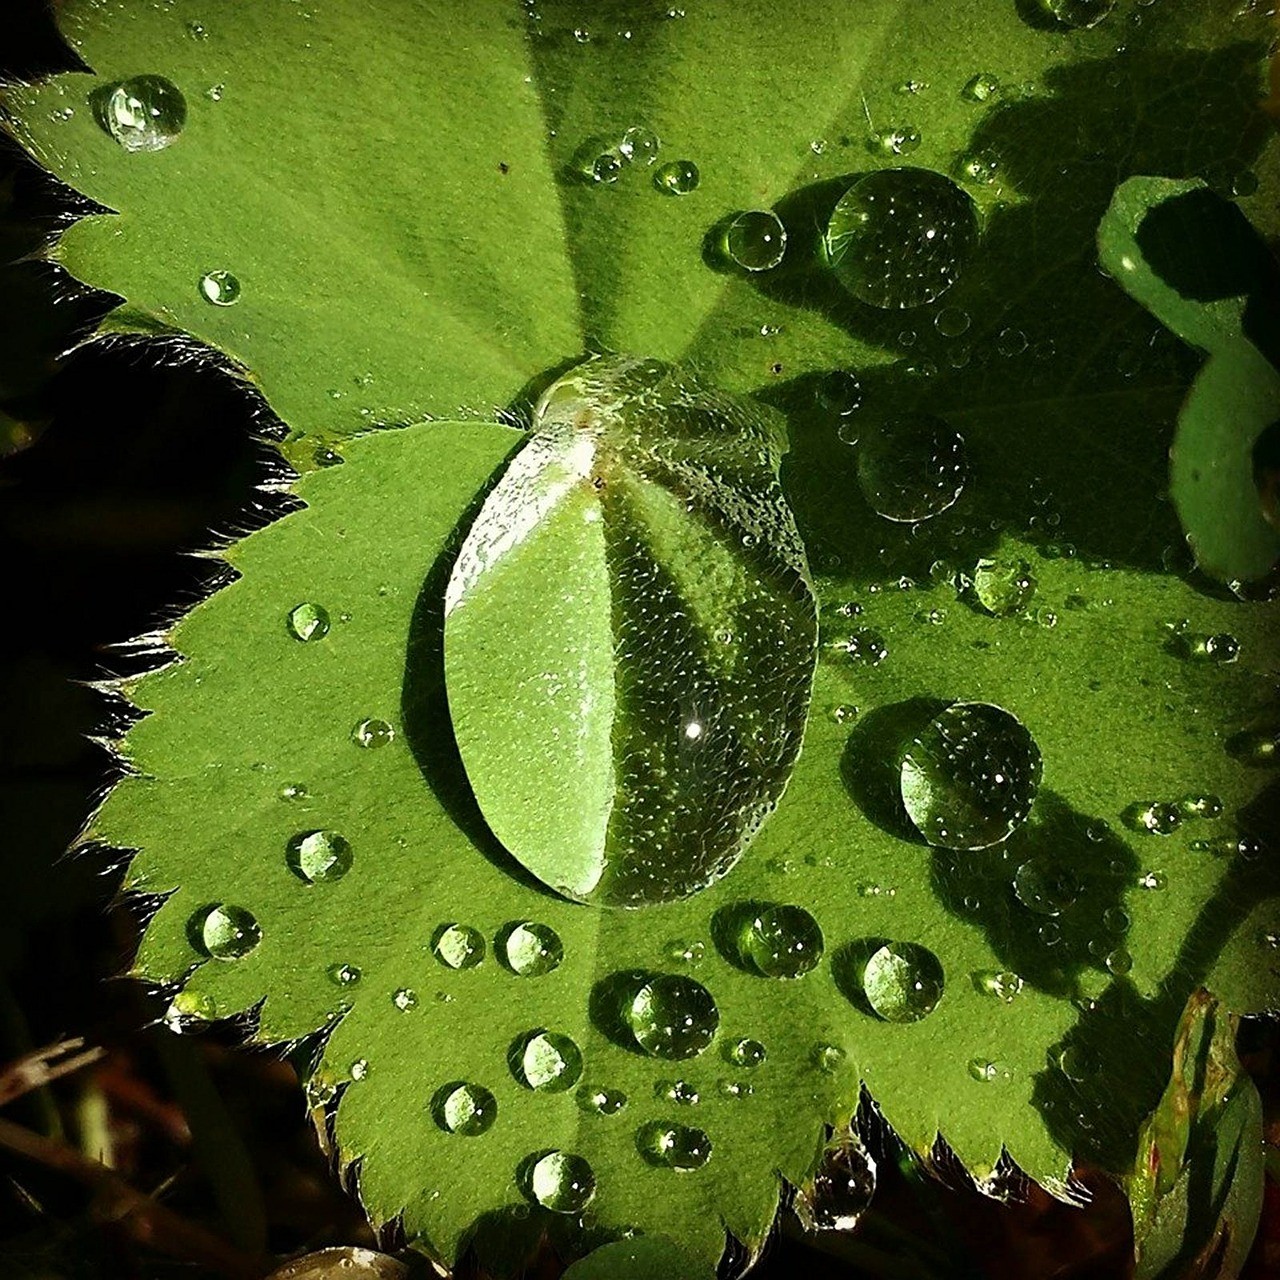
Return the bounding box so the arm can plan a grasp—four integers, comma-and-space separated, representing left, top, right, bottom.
754, 43, 1273, 585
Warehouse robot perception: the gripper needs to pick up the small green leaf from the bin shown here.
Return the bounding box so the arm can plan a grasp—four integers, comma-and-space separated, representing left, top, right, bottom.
444, 356, 817, 906
1097, 176, 1280, 583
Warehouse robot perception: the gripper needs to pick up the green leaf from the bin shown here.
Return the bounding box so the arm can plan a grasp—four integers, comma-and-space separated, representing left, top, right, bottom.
444, 355, 816, 906
5, 0, 1280, 1272
1130, 990, 1265, 1280
1098, 176, 1280, 583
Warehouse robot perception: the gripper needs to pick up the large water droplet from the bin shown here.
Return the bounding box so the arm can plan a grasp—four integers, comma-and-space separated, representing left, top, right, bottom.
193, 904, 261, 960
287, 602, 330, 642
900, 702, 1042, 850
1038, 0, 1115, 27
862, 942, 944, 1022
100, 75, 186, 152
199, 270, 240, 307
513, 1030, 583, 1092
972, 558, 1037, 616
638, 1120, 713, 1170
654, 159, 700, 195
501, 922, 564, 976
1012, 858, 1081, 916
528, 1151, 596, 1213
825, 167, 979, 309
433, 923, 485, 970
723, 209, 787, 272
627, 975, 719, 1059
287, 830, 353, 884
857, 415, 967, 522
740, 903, 824, 978
433, 1082, 497, 1136
800, 1135, 877, 1230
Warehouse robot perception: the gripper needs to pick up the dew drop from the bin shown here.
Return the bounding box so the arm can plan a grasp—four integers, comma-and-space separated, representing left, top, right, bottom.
351, 717, 395, 749
901, 702, 1042, 850
582, 1086, 627, 1115
99, 75, 186, 152
665, 938, 706, 965
1012, 858, 1081, 916
862, 942, 944, 1022
658, 1079, 700, 1105
1129, 801, 1182, 836
349, 1059, 370, 1081
871, 124, 922, 156
727, 1038, 767, 1068
959, 149, 1000, 185
529, 1151, 596, 1213
968, 1058, 999, 1082
839, 628, 889, 665
327, 962, 361, 987
962, 72, 1000, 102
279, 782, 308, 800
286, 830, 353, 884
627, 975, 719, 1059
740, 903, 824, 978
825, 167, 979, 309
1105, 947, 1133, 976
198, 270, 240, 306
432, 922, 485, 970
1138, 870, 1168, 891
717, 1079, 752, 1099
1179, 793, 1224, 819
723, 210, 787, 272
619, 124, 660, 165
971, 558, 1037, 616
857, 415, 967, 522
638, 1120, 712, 1171
1038, 0, 1116, 27
974, 969, 1023, 1003
193, 904, 261, 961
814, 1043, 846, 1073
286, 602, 330, 642
433, 1082, 497, 1136
501, 921, 563, 976
391, 987, 419, 1011
513, 1030, 583, 1092
654, 159, 699, 195
934, 306, 971, 338
802, 1137, 877, 1229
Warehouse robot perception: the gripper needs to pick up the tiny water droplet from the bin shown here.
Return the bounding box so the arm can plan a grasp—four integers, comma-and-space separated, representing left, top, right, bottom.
839, 628, 888, 665
740, 903, 824, 978
817, 370, 864, 418
627, 975, 719, 1059
1013, 858, 1081, 916
723, 209, 787, 272
727, 1038, 767, 1068
814, 1043, 846, 1072
582, 1086, 627, 1115
279, 782, 308, 800
187, 20, 209, 38
391, 987, 419, 1011
971, 558, 1037, 616
654, 159, 699, 195
638, 1120, 712, 1171
286, 830, 353, 884
1038, 0, 1116, 28
501, 921, 564, 976
1138, 870, 1168, 891
433, 1082, 497, 1135
962, 72, 1000, 102
1105, 947, 1132, 976
286, 602, 330, 642
349, 1058, 370, 1081
198, 270, 240, 306
1128, 801, 1182, 836
100, 75, 186, 152
717, 1078, 752, 1099
959, 149, 1000, 185
432, 922, 485, 969
974, 969, 1023, 1002
351, 718, 395, 749
1057, 1045, 1095, 1081
825, 167, 979, 309
934, 306, 971, 337
513, 1030, 583, 1092
1178, 793, 1224, 819
528, 1151, 596, 1213
901, 702, 1042, 850
327, 962, 361, 987
968, 1058, 1000, 1082
870, 124, 922, 156
204, 83, 225, 102
193, 904, 261, 960
862, 942, 944, 1022
665, 938, 705, 965
1103, 907, 1131, 934
619, 125, 660, 165
857, 414, 967, 522
831, 703, 860, 725
657, 1079, 700, 1105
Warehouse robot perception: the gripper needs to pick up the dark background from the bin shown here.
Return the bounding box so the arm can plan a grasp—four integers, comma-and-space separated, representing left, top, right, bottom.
0, 3, 1275, 1277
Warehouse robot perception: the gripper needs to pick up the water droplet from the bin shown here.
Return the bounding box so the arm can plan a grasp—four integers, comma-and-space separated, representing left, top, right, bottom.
717, 1079, 752, 1099
802, 1137, 877, 1229
871, 124, 921, 156
664, 939, 705, 966
825, 167, 979, 309
198, 270, 240, 307
204, 83, 225, 103
349, 1059, 370, 1081
862, 942, 944, 1022
1129, 801, 1182, 836
901, 702, 1042, 850
619, 125, 660, 165
1103, 907, 1131, 934
286, 602, 330, 642
100, 75, 186, 152
959, 149, 1000, 185
513, 1030, 583, 1092
727, 1038, 767, 1068
582, 1086, 627, 1115
279, 782, 308, 800
996, 327, 1028, 358
327, 962, 361, 987
392, 987, 419, 1011
839, 628, 889, 665
974, 969, 1023, 1003
971, 558, 1037, 615
654, 159, 699, 195
286, 830, 353, 884
187, 20, 209, 39
1138, 870, 1168, 891
831, 703, 860, 725
638, 1121, 712, 1171
816, 370, 863, 419
1179, 793, 1224, 819
1012, 858, 1081, 916
658, 1079, 700, 1105
1057, 1045, 1095, 1081
501, 922, 563, 976
857, 415, 967, 522
934, 306, 971, 338
968, 1058, 1000, 1082
740, 903, 824, 978
723, 209, 787, 272
1038, 0, 1116, 27
1105, 947, 1133, 976
193, 904, 261, 960
433, 1082, 497, 1136
432, 923, 485, 970
814, 1043, 846, 1072
351, 718, 395, 749
627, 975, 719, 1059
962, 72, 1000, 102
528, 1151, 596, 1213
